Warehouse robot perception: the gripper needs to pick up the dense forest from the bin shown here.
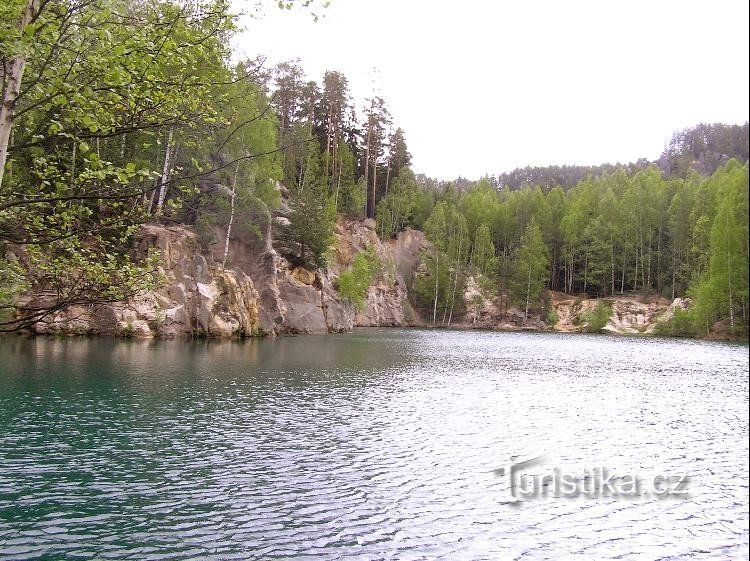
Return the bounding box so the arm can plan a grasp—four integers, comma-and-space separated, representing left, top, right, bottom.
0, 0, 748, 337
492, 122, 749, 191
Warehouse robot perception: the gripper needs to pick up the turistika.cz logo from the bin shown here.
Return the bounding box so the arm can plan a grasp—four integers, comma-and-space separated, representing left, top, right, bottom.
492, 455, 690, 502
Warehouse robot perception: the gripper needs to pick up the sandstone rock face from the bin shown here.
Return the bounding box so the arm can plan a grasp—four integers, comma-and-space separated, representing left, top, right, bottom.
456, 285, 683, 334
23, 214, 682, 338
27, 217, 427, 338
30, 225, 265, 338
550, 292, 676, 335
332, 218, 427, 329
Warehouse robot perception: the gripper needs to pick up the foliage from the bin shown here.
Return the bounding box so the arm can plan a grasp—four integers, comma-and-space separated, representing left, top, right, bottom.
653, 308, 699, 338
0, 0, 746, 340
284, 184, 336, 268
581, 301, 613, 333
336, 249, 379, 310
413, 252, 451, 321
510, 218, 549, 315
0, 0, 237, 330
541, 291, 558, 326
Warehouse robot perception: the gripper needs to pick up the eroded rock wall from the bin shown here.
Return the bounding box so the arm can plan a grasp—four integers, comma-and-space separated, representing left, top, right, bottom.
26, 217, 427, 338
23, 215, 685, 338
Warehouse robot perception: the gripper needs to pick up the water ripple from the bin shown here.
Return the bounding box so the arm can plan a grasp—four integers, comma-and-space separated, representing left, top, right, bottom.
0, 331, 747, 560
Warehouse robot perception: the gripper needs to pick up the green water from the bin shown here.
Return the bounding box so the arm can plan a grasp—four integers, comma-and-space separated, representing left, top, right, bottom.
0, 330, 748, 560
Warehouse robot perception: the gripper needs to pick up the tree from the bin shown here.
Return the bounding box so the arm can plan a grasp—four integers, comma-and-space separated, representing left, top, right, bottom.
689, 161, 749, 335
470, 224, 496, 277
0, 0, 237, 330
385, 127, 411, 193
361, 95, 390, 218
511, 217, 549, 320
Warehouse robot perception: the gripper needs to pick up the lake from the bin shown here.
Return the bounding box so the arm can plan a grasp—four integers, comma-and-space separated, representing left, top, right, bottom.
0, 330, 748, 560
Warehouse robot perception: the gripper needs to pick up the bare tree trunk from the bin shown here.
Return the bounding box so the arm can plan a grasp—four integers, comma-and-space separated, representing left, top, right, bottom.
610, 235, 615, 296
371, 161, 378, 220
384, 158, 391, 199
656, 224, 662, 294
583, 252, 588, 295
363, 107, 373, 217
323, 102, 332, 185
0, 0, 39, 192
70, 140, 76, 188
646, 232, 652, 289
333, 156, 342, 210
330, 135, 338, 193
447, 233, 463, 327
155, 129, 174, 214
432, 252, 439, 326
222, 162, 240, 271
525, 267, 531, 321
727, 214, 734, 335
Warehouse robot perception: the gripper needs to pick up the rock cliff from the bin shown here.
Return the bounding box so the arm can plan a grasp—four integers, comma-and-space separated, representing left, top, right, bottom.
24, 215, 689, 338
27, 217, 428, 338
460, 283, 689, 335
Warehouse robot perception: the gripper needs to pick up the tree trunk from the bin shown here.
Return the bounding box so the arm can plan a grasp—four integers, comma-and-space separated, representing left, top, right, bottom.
610, 235, 615, 296
447, 233, 463, 327
583, 252, 588, 295
155, 129, 174, 214
323, 102, 332, 185
727, 214, 734, 335
656, 224, 662, 294
525, 267, 531, 321
371, 162, 378, 219
0, 0, 39, 192
432, 252, 439, 326
363, 107, 373, 217
222, 162, 240, 271
70, 139, 76, 188
333, 156, 342, 209
384, 158, 391, 200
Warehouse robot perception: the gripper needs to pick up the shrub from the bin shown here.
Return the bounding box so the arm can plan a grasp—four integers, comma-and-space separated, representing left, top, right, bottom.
336, 249, 379, 311
581, 300, 613, 333
541, 290, 558, 326
544, 308, 559, 326
653, 308, 698, 337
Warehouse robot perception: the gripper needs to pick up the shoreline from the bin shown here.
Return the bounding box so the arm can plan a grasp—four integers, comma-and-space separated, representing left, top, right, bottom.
5, 323, 747, 344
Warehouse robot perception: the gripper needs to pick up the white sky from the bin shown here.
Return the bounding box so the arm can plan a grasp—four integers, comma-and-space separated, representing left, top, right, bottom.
233, 0, 750, 180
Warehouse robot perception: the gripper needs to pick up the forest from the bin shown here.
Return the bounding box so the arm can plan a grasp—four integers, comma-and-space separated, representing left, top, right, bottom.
0, 0, 748, 337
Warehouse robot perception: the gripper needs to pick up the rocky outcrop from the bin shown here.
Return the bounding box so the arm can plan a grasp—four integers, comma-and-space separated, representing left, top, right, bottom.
22, 212, 687, 339
27, 216, 428, 338
458, 284, 686, 335
332, 218, 426, 328
30, 225, 265, 338
550, 292, 684, 334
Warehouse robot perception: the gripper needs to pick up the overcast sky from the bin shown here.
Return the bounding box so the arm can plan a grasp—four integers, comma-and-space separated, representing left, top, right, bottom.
233, 0, 750, 180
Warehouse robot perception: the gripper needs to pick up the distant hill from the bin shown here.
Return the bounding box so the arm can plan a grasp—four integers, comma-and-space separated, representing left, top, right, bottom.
491, 122, 748, 191
657, 122, 749, 177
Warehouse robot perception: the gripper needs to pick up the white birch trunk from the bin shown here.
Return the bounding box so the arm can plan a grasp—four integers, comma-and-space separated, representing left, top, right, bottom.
155, 129, 174, 214
0, 0, 39, 191
222, 162, 240, 271
432, 252, 439, 326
